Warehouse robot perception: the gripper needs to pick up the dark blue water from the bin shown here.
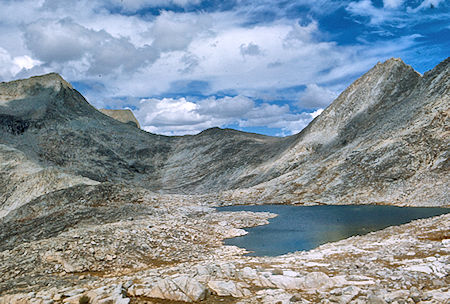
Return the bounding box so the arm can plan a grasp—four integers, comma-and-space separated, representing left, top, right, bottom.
218, 205, 449, 256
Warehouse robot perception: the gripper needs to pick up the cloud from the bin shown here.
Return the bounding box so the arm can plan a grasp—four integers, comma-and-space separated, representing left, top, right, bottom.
135, 95, 321, 135
239, 109, 322, 136
240, 43, 262, 57
93, 18, 345, 99
109, 0, 202, 11
42, 0, 202, 13
2, 1, 433, 99
178, 53, 200, 74
23, 18, 158, 76
284, 20, 318, 45
0, 47, 41, 80
347, 0, 393, 25
407, 0, 445, 12
176, 19, 351, 96
297, 84, 338, 109
0, 48, 17, 79
149, 11, 212, 52
136, 96, 239, 135
310, 108, 324, 119
383, 0, 404, 9
197, 96, 255, 118
0, 0, 447, 136
13, 55, 41, 70
347, 0, 448, 26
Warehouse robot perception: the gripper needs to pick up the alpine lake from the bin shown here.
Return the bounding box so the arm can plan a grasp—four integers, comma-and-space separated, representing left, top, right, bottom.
218, 205, 449, 256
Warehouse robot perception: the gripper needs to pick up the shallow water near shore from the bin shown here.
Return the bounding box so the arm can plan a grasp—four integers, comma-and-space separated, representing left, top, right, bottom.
218, 205, 449, 256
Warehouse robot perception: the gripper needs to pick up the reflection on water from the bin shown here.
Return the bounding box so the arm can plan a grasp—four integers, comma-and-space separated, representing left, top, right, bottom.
218, 205, 449, 256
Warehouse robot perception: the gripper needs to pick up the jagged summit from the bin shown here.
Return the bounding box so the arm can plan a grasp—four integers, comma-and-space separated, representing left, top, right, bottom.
374, 57, 408, 68
372, 57, 420, 78
294, 57, 422, 146
25, 72, 71, 86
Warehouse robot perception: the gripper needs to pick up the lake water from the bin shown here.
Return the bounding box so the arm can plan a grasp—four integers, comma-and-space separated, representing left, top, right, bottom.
218, 205, 449, 256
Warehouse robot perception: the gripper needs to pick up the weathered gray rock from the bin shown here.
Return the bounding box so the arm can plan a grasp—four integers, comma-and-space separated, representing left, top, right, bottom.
269, 275, 304, 290
384, 290, 410, 302
239, 266, 258, 280
62, 294, 84, 304
302, 272, 334, 290
99, 109, 140, 128
339, 286, 361, 303
207, 280, 249, 297
145, 276, 207, 302
367, 294, 387, 304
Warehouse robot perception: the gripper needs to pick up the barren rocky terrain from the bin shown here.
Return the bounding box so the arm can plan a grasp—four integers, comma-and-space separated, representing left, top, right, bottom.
99, 109, 141, 129
0, 58, 449, 303
0, 202, 448, 303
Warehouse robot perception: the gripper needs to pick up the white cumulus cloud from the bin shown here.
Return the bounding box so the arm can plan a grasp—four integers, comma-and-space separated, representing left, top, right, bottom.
240, 42, 262, 57
23, 18, 158, 76
0, 0, 443, 136
135, 95, 321, 136
297, 84, 338, 109
149, 11, 213, 52
0, 47, 41, 80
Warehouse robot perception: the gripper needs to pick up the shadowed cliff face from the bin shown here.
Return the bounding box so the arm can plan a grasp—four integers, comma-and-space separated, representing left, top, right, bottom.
0, 58, 449, 212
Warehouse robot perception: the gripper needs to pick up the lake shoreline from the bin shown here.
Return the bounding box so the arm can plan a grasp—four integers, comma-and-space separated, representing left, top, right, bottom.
218, 205, 450, 256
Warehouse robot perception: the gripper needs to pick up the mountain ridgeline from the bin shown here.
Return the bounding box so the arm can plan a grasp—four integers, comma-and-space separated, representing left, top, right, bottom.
0, 58, 449, 216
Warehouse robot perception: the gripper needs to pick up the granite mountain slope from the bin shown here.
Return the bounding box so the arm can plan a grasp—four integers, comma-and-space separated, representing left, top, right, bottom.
0, 73, 293, 201
0, 58, 449, 214
220, 58, 449, 206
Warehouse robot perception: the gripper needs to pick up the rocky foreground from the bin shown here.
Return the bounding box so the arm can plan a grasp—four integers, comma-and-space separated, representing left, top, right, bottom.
0, 196, 448, 303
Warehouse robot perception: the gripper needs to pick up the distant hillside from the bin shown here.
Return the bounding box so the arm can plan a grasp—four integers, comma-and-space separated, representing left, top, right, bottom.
0, 58, 448, 214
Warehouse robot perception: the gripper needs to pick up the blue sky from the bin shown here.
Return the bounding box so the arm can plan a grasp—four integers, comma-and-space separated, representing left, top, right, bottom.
0, 0, 448, 136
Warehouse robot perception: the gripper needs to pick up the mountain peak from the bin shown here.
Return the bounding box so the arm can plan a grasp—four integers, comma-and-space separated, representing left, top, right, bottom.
296, 57, 421, 145
23, 72, 73, 90
372, 57, 416, 74
380, 57, 404, 65
0, 73, 73, 103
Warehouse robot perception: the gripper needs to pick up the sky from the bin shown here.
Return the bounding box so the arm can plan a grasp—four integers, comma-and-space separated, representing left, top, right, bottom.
0, 0, 448, 136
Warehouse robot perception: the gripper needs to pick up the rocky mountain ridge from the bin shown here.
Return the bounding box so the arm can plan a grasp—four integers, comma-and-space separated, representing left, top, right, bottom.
1, 58, 448, 209
0, 58, 448, 303
220, 57, 449, 206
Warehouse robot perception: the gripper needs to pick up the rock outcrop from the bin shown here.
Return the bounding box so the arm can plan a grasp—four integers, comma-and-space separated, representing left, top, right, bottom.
99, 109, 140, 128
